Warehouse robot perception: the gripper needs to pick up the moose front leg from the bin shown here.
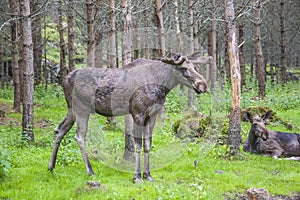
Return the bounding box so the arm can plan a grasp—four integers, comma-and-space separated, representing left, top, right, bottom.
133, 123, 143, 183
48, 109, 75, 172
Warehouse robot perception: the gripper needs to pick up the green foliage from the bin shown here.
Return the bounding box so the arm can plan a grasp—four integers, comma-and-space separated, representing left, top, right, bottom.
0, 86, 14, 100
0, 143, 12, 178
0, 80, 299, 199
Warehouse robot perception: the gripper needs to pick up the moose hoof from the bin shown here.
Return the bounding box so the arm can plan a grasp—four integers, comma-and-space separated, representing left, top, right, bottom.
133, 176, 143, 184
143, 172, 154, 182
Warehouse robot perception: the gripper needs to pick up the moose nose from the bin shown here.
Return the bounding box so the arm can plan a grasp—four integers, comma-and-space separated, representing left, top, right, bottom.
201, 82, 208, 93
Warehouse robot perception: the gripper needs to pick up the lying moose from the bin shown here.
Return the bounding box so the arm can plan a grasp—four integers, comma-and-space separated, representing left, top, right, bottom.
48, 54, 208, 183
243, 111, 300, 159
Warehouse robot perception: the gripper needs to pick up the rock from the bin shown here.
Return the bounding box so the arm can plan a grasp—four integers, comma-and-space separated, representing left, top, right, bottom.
246, 188, 271, 200
87, 181, 101, 189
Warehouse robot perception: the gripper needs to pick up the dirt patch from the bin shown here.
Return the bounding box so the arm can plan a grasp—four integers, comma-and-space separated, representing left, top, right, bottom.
0, 102, 11, 117
35, 119, 54, 129
0, 102, 20, 126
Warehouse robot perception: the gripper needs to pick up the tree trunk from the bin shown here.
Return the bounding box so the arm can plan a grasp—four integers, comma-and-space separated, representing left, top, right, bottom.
254, 1, 265, 97
279, 0, 287, 85
86, 0, 95, 67
225, 0, 241, 155
31, 0, 42, 86
188, 0, 195, 106
18, 7, 24, 103
9, 0, 21, 112
238, 0, 246, 88
0, 34, 3, 89
109, 0, 117, 68
122, 0, 135, 162
43, 14, 49, 89
154, 0, 165, 57
175, 0, 183, 54
224, 23, 230, 82
143, 9, 150, 59
20, 0, 34, 142
95, 32, 103, 67
57, 0, 67, 84
175, 0, 184, 92
106, 0, 117, 125
67, 0, 76, 72
209, 0, 217, 91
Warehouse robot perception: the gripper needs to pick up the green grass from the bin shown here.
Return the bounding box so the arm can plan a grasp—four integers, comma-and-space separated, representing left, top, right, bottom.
0, 82, 300, 199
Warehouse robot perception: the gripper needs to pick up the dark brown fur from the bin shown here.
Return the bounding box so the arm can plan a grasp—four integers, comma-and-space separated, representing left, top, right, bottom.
243, 111, 300, 158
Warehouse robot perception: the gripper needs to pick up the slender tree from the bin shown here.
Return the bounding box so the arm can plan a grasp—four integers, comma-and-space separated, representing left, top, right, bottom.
254, 1, 265, 97
86, 0, 95, 67
0, 32, 3, 89
209, 0, 217, 91
31, 0, 42, 86
56, 0, 67, 84
122, 0, 135, 162
109, 0, 117, 68
154, 0, 165, 57
279, 0, 287, 85
9, 0, 21, 112
106, 0, 117, 125
225, 0, 241, 155
238, 0, 246, 88
67, 0, 76, 72
20, 0, 34, 142
188, 0, 195, 106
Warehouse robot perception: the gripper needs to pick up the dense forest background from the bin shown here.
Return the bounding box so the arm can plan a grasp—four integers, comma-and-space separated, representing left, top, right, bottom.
0, 1, 300, 198
0, 0, 299, 142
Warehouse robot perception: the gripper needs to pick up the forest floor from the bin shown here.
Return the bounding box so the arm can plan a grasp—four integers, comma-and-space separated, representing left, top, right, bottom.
0, 82, 300, 200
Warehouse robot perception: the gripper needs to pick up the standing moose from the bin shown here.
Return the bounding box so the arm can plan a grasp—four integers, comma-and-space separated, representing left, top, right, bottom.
48, 54, 208, 182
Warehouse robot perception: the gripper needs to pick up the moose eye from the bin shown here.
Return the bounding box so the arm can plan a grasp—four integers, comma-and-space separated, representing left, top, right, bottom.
179, 67, 187, 73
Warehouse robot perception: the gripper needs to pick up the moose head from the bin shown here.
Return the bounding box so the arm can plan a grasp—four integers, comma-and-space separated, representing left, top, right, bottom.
161, 53, 208, 94
244, 110, 273, 140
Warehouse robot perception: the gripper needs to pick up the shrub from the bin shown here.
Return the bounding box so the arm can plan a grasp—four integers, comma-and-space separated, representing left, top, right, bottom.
0, 143, 12, 178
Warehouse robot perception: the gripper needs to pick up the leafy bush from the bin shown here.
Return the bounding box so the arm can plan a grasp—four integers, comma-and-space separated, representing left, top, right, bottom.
57, 134, 82, 167
0, 143, 12, 178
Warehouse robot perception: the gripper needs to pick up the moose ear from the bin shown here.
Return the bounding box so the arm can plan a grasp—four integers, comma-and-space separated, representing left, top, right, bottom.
187, 52, 202, 60
262, 110, 273, 121
243, 112, 253, 122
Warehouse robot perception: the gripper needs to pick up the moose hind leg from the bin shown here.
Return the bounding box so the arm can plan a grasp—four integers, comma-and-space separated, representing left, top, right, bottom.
75, 113, 94, 175
48, 109, 75, 172
133, 123, 143, 183
143, 117, 156, 181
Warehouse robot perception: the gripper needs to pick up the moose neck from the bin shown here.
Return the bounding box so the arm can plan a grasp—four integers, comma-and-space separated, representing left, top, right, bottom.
150, 62, 185, 91
126, 61, 184, 91
248, 127, 259, 151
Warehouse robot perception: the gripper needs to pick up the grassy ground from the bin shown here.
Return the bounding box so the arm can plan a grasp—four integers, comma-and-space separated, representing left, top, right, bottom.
0, 82, 299, 199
